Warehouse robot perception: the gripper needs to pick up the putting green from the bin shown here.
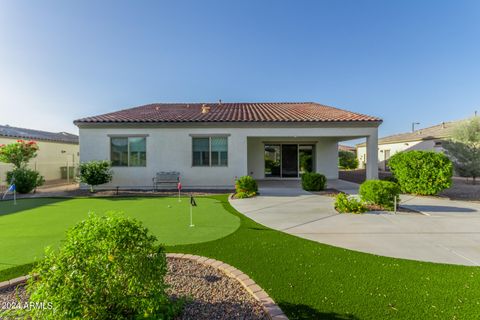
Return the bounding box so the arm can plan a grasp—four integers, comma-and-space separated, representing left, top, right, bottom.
0, 197, 239, 271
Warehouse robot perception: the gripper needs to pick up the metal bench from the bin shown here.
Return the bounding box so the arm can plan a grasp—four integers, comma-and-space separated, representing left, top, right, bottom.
152, 171, 180, 191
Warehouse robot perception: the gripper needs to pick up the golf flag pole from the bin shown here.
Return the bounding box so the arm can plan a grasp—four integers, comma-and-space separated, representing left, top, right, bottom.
2, 176, 16, 205
189, 193, 197, 227
177, 180, 182, 202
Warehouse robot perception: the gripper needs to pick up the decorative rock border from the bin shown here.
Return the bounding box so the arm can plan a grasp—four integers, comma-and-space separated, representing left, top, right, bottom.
0, 275, 31, 290
0, 255, 288, 319
167, 253, 288, 320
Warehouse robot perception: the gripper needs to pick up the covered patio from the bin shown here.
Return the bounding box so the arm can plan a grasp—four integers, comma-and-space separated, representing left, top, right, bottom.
245, 124, 380, 182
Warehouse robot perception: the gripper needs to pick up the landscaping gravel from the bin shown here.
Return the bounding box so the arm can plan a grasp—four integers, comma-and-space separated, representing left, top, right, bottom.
167, 258, 268, 320
0, 257, 268, 320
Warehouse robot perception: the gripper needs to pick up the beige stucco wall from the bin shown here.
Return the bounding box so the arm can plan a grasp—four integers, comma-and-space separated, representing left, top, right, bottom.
0, 137, 79, 184
79, 124, 378, 189
356, 139, 443, 170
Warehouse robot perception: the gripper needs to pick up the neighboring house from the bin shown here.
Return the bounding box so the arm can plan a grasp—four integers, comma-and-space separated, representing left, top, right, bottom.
339, 144, 356, 153
0, 125, 79, 184
74, 102, 381, 189
356, 120, 459, 171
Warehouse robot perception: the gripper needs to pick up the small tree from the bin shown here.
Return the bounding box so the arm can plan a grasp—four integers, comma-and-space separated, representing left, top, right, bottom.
0, 140, 44, 193
338, 150, 358, 169
443, 117, 480, 184
79, 160, 113, 192
0, 140, 39, 169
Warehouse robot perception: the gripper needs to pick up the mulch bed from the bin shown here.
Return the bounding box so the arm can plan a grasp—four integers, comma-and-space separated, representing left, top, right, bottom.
364, 204, 420, 214
16, 189, 232, 199
311, 188, 343, 197
339, 169, 393, 184
0, 257, 267, 320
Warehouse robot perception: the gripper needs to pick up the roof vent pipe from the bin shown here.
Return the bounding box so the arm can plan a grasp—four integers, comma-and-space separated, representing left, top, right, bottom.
201, 104, 210, 114
218, 99, 222, 105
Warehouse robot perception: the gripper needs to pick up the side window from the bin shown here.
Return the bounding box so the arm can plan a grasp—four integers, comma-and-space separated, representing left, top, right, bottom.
129, 137, 146, 167
192, 136, 228, 167
192, 137, 210, 166
211, 137, 228, 166
111, 137, 128, 166
110, 136, 146, 167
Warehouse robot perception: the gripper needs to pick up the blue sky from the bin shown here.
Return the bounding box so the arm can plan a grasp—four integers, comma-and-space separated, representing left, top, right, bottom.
0, 1, 479, 144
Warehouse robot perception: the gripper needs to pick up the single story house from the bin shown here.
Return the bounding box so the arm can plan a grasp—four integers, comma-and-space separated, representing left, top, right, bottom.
74, 102, 381, 189
356, 120, 459, 171
0, 125, 79, 184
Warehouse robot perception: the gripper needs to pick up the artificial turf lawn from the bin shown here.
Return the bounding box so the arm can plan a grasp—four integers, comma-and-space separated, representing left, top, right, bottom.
0, 197, 239, 271
1, 195, 480, 319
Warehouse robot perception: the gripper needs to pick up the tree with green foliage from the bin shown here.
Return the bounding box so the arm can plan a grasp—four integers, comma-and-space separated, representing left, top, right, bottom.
338, 150, 358, 169
0, 140, 39, 169
443, 116, 480, 184
9, 213, 181, 319
79, 160, 113, 192
388, 150, 452, 195
0, 140, 44, 193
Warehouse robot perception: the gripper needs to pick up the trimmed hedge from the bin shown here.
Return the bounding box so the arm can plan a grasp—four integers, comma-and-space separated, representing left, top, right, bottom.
388, 151, 452, 195
359, 180, 400, 211
301, 172, 327, 191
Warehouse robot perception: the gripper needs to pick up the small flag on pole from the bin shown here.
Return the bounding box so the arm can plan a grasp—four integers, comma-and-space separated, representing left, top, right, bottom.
177, 181, 182, 202
2, 179, 16, 205
189, 194, 196, 227
190, 195, 197, 207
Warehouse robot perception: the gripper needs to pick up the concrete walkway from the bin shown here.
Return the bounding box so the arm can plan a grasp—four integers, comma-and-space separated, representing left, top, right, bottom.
230, 179, 480, 266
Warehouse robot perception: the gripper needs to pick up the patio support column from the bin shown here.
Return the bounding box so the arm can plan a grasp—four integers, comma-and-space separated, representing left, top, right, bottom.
366, 129, 379, 180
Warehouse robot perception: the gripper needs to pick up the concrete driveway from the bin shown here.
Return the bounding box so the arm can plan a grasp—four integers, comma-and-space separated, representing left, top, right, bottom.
230, 180, 480, 266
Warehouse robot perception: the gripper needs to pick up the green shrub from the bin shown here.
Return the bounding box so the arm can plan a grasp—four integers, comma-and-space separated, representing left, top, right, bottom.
334, 193, 367, 214
235, 176, 258, 198
6, 168, 44, 194
17, 213, 180, 319
359, 180, 400, 211
388, 151, 453, 195
79, 160, 113, 192
301, 172, 327, 191
338, 150, 358, 169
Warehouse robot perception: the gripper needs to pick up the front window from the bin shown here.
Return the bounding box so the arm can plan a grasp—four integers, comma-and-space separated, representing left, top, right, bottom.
111, 137, 146, 167
192, 136, 228, 167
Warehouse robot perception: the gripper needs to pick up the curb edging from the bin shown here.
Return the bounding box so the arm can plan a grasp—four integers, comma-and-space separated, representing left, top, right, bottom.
167, 253, 288, 320
0, 275, 31, 291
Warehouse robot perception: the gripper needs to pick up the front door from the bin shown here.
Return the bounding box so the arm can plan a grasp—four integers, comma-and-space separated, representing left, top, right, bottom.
281, 144, 298, 177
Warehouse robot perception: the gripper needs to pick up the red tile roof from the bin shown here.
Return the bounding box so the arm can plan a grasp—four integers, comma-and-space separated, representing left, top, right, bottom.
74, 102, 381, 125
339, 144, 356, 152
